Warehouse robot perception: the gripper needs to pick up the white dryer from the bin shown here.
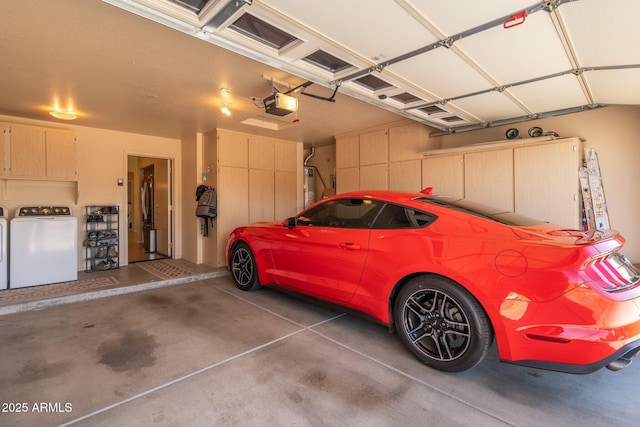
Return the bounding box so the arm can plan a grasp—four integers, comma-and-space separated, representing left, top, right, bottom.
10, 206, 77, 288
0, 207, 7, 290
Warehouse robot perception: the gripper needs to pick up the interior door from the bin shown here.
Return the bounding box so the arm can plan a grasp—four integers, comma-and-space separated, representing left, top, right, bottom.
142, 165, 154, 252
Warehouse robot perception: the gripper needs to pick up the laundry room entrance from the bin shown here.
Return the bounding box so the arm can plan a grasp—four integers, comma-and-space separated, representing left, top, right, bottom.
127, 155, 173, 263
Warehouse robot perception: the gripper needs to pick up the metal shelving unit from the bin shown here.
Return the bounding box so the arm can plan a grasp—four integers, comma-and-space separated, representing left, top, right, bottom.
85, 205, 119, 272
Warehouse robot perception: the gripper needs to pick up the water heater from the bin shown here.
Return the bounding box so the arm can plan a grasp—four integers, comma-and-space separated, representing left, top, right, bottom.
303, 167, 315, 208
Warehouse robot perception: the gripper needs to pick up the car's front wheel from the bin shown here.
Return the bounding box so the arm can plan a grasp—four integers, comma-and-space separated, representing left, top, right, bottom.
394, 275, 493, 372
230, 242, 261, 291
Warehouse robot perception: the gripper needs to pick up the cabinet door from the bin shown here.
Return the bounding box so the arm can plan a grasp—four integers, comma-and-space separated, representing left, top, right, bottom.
464, 149, 513, 210
249, 137, 274, 170
275, 170, 297, 219
46, 129, 77, 179
275, 141, 297, 172
360, 164, 388, 190
336, 135, 359, 168
9, 125, 46, 177
421, 155, 464, 198
514, 140, 581, 228
215, 166, 249, 267
218, 131, 248, 168
389, 160, 421, 192
359, 129, 387, 166
249, 169, 275, 223
336, 167, 359, 194
388, 123, 428, 162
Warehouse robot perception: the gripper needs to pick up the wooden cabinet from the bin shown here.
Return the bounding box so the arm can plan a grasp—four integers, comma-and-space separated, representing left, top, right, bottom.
336, 167, 359, 193
422, 154, 464, 198
359, 129, 387, 166
514, 140, 581, 228
389, 122, 431, 162
420, 137, 582, 228
336, 134, 359, 168
389, 159, 421, 191
360, 164, 388, 190
335, 121, 434, 193
249, 168, 275, 223
464, 149, 513, 212
249, 137, 274, 170
0, 123, 76, 180
46, 129, 77, 179
204, 129, 301, 267
8, 124, 46, 177
275, 170, 297, 220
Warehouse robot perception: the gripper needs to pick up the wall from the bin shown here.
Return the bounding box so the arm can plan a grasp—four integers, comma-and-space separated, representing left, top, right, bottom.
430, 105, 640, 263
0, 114, 182, 269
181, 133, 201, 264
303, 144, 336, 204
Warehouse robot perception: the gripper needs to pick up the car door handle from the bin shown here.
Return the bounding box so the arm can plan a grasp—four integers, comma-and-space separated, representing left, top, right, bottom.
339, 242, 361, 250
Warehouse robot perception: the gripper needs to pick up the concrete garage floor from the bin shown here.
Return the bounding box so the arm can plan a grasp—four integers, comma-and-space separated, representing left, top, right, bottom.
0, 264, 637, 426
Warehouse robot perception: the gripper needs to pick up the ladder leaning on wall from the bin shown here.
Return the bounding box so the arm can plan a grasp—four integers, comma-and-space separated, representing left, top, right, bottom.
579, 147, 610, 234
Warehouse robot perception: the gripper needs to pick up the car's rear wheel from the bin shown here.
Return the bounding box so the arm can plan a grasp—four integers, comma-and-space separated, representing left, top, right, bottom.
394, 275, 492, 372
230, 242, 261, 291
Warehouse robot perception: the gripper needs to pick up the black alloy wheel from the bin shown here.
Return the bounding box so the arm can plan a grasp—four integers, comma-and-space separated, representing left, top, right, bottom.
230, 242, 261, 291
394, 275, 493, 372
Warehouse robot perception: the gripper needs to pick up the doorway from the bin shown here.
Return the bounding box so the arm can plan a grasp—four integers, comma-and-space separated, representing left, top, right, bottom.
127, 156, 173, 263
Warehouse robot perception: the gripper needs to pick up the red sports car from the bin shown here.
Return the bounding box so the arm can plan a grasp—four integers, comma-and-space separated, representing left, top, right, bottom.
227, 189, 640, 373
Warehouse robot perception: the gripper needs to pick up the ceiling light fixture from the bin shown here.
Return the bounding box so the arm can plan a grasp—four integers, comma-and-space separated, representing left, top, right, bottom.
49, 110, 78, 120
220, 88, 232, 116
49, 100, 78, 120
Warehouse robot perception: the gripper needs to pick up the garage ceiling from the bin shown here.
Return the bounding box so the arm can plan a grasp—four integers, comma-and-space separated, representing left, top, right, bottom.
0, 1, 638, 145
105, 0, 640, 135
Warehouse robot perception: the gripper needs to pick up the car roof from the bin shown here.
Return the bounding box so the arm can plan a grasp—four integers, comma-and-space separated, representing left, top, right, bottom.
327, 190, 425, 204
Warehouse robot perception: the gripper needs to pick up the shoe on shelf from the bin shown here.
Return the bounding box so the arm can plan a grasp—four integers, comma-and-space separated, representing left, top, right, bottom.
96, 248, 107, 258
92, 260, 110, 271
107, 247, 119, 258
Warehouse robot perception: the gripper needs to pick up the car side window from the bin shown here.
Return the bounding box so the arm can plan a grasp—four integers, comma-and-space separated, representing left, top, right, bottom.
297, 198, 384, 228
371, 203, 437, 229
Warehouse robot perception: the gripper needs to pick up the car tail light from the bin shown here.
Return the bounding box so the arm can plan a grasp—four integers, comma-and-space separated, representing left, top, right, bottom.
582, 252, 640, 292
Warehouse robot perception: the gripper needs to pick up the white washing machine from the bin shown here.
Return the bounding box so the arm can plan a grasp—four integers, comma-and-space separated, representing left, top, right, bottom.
0, 207, 7, 290
10, 206, 77, 288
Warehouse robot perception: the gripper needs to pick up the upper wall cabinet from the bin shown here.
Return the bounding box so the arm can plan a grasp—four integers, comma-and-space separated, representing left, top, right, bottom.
359, 130, 388, 166
421, 137, 582, 229
0, 123, 77, 180
335, 134, 359, 169
45, 129, 77, 180
388, 122, 431, 162
335, 121, 436, 193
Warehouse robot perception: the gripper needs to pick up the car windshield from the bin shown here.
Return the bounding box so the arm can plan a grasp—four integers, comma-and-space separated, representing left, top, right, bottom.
417, 197, 546, 226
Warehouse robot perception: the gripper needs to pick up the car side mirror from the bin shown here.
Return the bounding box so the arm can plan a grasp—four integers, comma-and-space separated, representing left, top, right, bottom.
285, 217, 297, 229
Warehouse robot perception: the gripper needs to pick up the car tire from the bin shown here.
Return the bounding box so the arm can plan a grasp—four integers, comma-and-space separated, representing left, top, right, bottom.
394, 275, 493, 372
230, 242, 261, 291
